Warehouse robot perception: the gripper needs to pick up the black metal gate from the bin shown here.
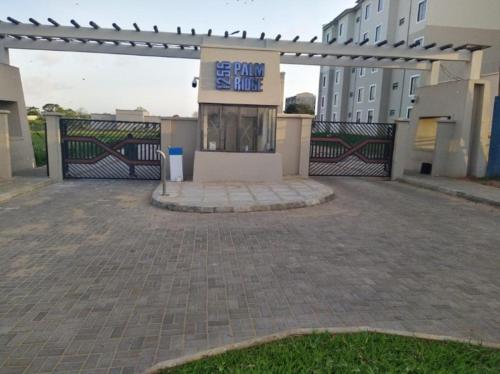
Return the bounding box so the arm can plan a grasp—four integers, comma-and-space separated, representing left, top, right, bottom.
60, 118, 161, 180
309, 121, 395, 177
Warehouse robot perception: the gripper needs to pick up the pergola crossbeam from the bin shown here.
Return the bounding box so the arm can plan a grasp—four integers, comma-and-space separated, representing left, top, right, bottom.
0, 20, 484, 67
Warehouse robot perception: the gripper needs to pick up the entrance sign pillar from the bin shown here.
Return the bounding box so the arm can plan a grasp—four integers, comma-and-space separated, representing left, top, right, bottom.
466, 50, 483, 80
432, 119, 456, 177
428, 61, 441, 86
0, 110, 12, 179
391, 119, 411, 181
43, 112, 63, 181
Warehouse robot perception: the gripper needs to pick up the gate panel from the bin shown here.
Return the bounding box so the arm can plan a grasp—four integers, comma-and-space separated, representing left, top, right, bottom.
309, 121, 395, 177
60, 118, 161, 180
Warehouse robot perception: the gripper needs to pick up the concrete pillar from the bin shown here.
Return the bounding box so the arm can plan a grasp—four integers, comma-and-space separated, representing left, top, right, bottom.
432, 119, 456, 177
298, 115, 313, 178
279, 72, 285, 113
0, 46, 10, 65
0, 110, 12, 179
427, 61, 441, 86
43, 112, 64, 181
465, 50, 483, 80
391, 119, 411, 181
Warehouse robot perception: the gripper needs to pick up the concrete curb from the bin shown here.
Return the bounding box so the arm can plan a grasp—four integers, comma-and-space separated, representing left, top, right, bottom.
399, 178, 500, 208
151, 185, 335, 213
142, 326, 500, 374
0, 179, 53, 204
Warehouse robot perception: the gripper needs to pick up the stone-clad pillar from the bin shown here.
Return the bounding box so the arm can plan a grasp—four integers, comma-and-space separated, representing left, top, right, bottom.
391, 119, 411, 181
0, 110, 12, 179
43, 112, 64, 181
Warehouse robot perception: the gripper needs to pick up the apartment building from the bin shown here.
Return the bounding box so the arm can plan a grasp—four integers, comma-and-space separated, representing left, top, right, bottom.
317, 0, 500, 124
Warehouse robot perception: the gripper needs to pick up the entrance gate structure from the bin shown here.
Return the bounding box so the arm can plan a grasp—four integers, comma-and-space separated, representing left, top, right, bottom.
309, 121, 395, 177
60, 118, 161, 179
0, 17, 487, 182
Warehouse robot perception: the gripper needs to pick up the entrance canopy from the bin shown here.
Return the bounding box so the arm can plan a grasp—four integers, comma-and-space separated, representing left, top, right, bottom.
0, 17, 489, 70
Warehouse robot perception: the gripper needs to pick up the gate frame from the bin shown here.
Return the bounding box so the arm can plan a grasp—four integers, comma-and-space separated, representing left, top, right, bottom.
309, 120, 395, 178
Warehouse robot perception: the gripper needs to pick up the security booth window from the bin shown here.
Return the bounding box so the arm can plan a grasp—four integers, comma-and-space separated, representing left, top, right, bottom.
200, 104, 277, 152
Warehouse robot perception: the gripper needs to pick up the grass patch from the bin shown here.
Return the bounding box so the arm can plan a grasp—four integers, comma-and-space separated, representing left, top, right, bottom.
31, 130, 47, 167
161, 333, 500, 374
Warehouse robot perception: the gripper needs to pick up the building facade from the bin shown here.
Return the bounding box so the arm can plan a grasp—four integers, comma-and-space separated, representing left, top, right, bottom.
317, 0, 500, 124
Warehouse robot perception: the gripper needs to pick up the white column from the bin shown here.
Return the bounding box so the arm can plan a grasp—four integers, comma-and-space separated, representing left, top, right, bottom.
43, 112, 64, 181
391, 119, 411, 181
427, 61, 441, 86
465, 50, 483, 80
432, 119, 456, 177
0, 45, 10, 65
0, 110, 12, 179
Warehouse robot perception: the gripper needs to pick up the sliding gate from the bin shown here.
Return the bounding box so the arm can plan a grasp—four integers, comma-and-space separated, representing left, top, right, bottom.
309, 121, 395, 177
60, 118, 161, 180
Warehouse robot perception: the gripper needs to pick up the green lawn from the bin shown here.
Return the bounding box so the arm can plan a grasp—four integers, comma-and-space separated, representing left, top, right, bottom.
161, 333, 500, 374
31, 130, 47, 167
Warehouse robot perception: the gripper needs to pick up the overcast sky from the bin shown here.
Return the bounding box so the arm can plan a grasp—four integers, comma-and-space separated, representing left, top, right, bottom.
4, 0, 356, 116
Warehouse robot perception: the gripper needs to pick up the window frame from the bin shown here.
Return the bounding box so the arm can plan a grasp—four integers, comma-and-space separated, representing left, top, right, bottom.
200, 104, 277, 154
369, 84, 376, 102
406, 106, 413, 119
417, 0, 427, 23
413, 36, 425, 47
339, 23, 344, 37
363, 32, 369, 42
332, 112, 338, 122
355, 110, 363, 123
367, 109, 374, 123
409, 74, 420, 97
322, 75, 327, 88
321, 96, 325, 108
357, 87, 365, 103
377, 0, 384, 12
333, 93, 339, 107
359, 67, 366, 77
374, 25, 382, 43
365, 3, 372, 20
335, 70, 341, 84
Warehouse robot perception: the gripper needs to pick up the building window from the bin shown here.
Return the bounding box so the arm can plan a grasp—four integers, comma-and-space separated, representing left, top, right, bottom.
375, 25, 382, 43
200, 104, 277, 153
320, 114, 324, 121
335, 70, 341, 83
378, 0, 384, 12
321, 96, 325, 108
352, 68, 356, 74
369, 84, 376, 101
363, 32, 369, 42
365, 3, 371, 20
406, 107, 413, 119
356, 110, 362, 123
417, 0, 427, 22
389, 109, 396, 116
357, 87, 364, 103
333, 93, 339, 106
359, 68, 366, 77
413, 37, 424, 47
392, 82, 399, 90
348, 112, 352, 119
367, 109, 374, 123
371, 67, 378, 73
332, 112, 337, 121
326, 33, 331, 43
322, 75, 326, 87
409, 75, 420, 96
399, 17, 405, 26
339, 23, 343, 37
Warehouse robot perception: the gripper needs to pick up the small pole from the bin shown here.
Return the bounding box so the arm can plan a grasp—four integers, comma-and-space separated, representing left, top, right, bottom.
156, 150, 167, 195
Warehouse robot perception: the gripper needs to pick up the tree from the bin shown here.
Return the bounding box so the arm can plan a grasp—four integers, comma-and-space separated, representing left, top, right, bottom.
284, 103, 315, 115
41, 103, 90, 119
26, 106, 41, 116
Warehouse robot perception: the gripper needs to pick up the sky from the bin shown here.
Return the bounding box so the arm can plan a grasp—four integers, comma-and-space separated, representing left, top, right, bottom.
3, 0, 356, 116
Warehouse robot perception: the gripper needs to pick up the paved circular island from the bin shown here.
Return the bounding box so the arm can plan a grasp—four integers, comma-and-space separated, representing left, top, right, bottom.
151, 177, 334, 213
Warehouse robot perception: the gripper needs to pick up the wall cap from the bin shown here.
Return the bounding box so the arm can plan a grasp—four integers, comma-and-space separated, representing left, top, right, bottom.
394, 118, 410, 124
42, 112, 63, 117
0, 110, 10, 114
277, 114, 315, 119
159, 116, 197, 121
436, 119, 456, 125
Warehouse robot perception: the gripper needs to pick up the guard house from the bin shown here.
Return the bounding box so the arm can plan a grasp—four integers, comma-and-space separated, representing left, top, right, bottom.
194, 47, 283, 182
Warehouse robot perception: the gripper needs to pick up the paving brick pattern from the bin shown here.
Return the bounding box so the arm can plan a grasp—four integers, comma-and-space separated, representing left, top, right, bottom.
0, 178, 499, 373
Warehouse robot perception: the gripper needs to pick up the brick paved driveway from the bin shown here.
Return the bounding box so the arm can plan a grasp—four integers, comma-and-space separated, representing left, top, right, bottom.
0, 178, 499, 373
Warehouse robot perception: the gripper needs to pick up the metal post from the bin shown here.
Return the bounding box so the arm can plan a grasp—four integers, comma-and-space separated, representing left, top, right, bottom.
156, 150, 167, 195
